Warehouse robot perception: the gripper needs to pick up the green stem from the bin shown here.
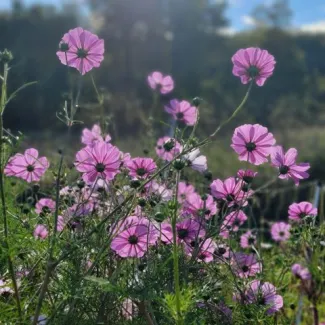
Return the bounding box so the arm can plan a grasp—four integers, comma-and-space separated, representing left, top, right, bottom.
171, 172, 182, 325
0, 62, 23, 322
91, 74, 105, 130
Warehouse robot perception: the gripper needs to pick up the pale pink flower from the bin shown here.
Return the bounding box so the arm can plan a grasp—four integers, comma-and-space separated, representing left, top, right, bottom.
57, 27, 104, 75
4, 148, 49, 183
186, 238, 217, 263
34, 225, 48, 239
81, 124, 111, 147
270, 222, 291, 242
271, 146, 310, 186
288, 201, 317, 222
220, 210, 248, 238
240, 230, 257, 248
122, 298, 138, 320
156, 136, 183, 161
57, 215, 65, 232
125, 157, 157, 179
35, 198, 56, 214
183, 148, 207, 173
178, 182, 195, 203
165, 99, 198, 126
232, 47, 276, 86
237, 169, 258, 183
232, 253, 262, 278
147, 71, 174, 94
231, 124, 276, 165
291, 263, 311, 280
75, 142, 121, 183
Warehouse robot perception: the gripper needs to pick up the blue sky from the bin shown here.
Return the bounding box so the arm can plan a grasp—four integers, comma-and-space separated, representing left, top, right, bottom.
1, 0, 325, 33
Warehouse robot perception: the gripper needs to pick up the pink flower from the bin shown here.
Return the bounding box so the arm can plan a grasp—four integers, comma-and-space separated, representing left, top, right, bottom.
75, 142, 121, 183
34, 225, 48, 239
111, 224, 154, 258
245, 280, 283, 314
57, 27, 104, 75
240, 230, 256, 248
288, 201, 317, 222
210, 177, 247, 207
231, 47, 276, 86
147, 71, 174, 94
183, 192, 218, 220
186, 238, 216, 263
57, 216, 65, 232
0, 279, 13, 295
220, 211, 248, 238
270, 222, 291, 242
237, 169, 258, 183
214, 243, 232, 260
232, 253, 262, 278
178, 182, 195, 203
145, 181, 172, 202
35, 198, 56, 214
4, 148, 49, 183
164, 99, 198, 126
125, 157, 157, 179
291, 263, 311, 280
231, 124, 276, 165
183, 148, 207, 173
271, 146, 310, 186
122, 298, 138, 320
81, 124, 111, 147
156, 137, 183, 161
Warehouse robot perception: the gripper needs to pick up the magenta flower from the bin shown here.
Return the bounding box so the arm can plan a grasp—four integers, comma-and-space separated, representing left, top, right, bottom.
210, 177, 247, 207
165, 99, 198, 126
270, 222, 291, 242
240, 230, 257, 249
75, 142, 121, 183
35, 198, 56, 214
178, 182, 195, 203
214, 243, 231, 260
145, 181, 173, 202
291, 263, 311, 280
288, 201, 317, 222
111, 224, 154, 258
232, 253, 262, 278
183, 148, 207, 173
271, 146, 310, 186
57, 27, 104, 75
185, 238, 216, 263
231, 124, 276, 165
147, 71, 174, 94
220, 211, 248, 238
183, 192, 218, 220
4, 148, 49, 183
156, 137, 183, 161
34, 225, 48, 240
125, 157, 157, 179
231, 47, 276, 86
81, 124, 111, 147
237, 169, 258, 183
246, 280, 283, 314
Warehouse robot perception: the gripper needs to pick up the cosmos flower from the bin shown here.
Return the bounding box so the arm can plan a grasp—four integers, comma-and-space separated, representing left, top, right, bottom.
240, 230, 257, 249
178, 182, 195, 203
237, 169, 258, 184
35, 198, 56, 215
34, 225, 49, 240
125, 157, 157, 179
270, 222, 291, 242
291, 263, 312, 280
232, 253, 262, 278
288, 201, 317, 222
81, 124, 111, 147
231, 47, 276, 86
183, 148, 207, 173
147, 71, 174, 94
156, 137, 183, 161
164, 99, 198, 126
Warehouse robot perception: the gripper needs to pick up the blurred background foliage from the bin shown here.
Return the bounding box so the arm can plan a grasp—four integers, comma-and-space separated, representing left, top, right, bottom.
1, 0, 325, 206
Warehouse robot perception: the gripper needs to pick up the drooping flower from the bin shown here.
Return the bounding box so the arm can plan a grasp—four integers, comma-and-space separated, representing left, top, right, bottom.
183, 192, 218, 220
57, 27, 104, 75
164, 99, 198, 126
4, 148, 49, 183
75, 142, 121, 183
231, 124, 276, 165
232, 253, 262, 278
125, 157, 157, 179
271, 146, 310, 186
270, 222, 291, 242
178, 182, 195, 203
240, 230, 257, 249
210, 177, 247, 207
147, 71, 174, 94
34, 225, 49, 239
291, 263, 312, 280
288, 201, 317, 222
183, 148, 207, 173
35, 198, 56, 215
237, 169, 258, 184
231, 47, 276, 86
220, 210, 248, 238
245, 280, 283, 314
81, 124, 111, 147
156, 137, 183, 161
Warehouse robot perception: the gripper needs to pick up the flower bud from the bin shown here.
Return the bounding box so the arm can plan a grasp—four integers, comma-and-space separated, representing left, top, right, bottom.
0, 49, 13, 63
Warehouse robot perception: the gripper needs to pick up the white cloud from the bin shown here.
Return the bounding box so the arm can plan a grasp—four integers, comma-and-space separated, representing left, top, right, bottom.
299, 20, 325, 34
217, 27, 237, 36
241, 15, 257, 27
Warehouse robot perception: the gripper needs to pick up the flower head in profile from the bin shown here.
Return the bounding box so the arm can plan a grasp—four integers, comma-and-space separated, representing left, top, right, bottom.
81, 124, 111, 147
232, 253, 262, 278
125, 157, 157, 179
147, 71, 174, 94
232, 47, 276, 86
240, 230, 257, 249
237, 169, 258, 184
288, 201, 317, 222
291, 263, 311, 280
183, 148, 207, 173
4, 148, 49, 183
271, 146, 310, 186
57, 27, 104, 75
245, 280, 283, 315
165, 99, 198, 126
35, 198, 56, 215
75, 142, 121, 183
178, 182, 195, 203
270, 222, 291, 242
156, 137, 183, 161
231, 124, 276, 165
34, 224, 48, 240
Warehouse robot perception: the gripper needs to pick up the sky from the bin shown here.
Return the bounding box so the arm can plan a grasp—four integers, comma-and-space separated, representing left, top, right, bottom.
1, 0, 325, 34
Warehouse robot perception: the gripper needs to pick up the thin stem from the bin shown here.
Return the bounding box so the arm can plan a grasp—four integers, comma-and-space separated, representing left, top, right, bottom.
313, 302, 319, 325
91, 74, 105, 130
0, 62, 23, 322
